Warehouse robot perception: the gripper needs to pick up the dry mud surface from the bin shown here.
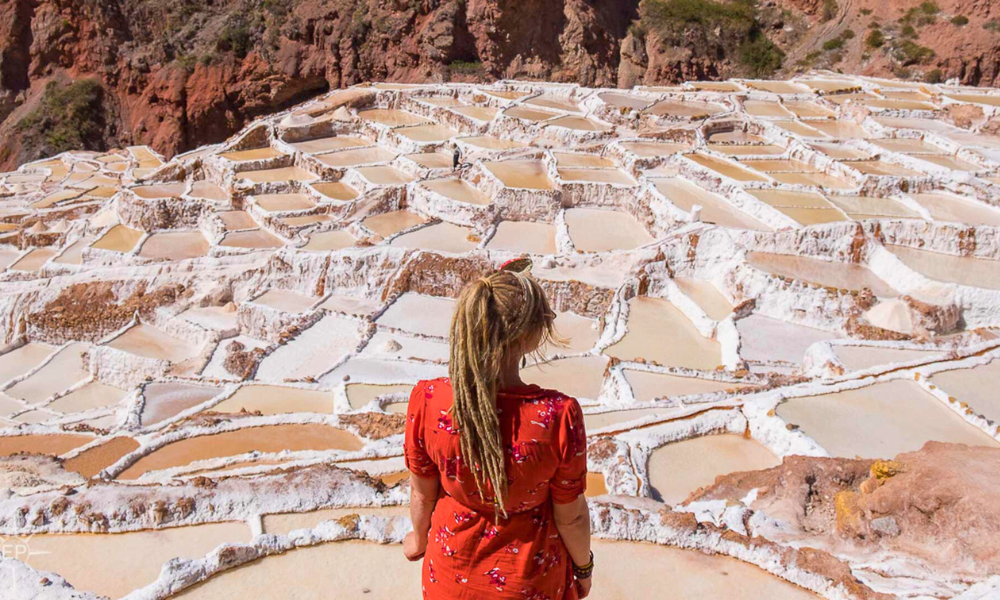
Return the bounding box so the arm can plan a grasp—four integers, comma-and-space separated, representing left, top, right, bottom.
1, 75, 1000, 599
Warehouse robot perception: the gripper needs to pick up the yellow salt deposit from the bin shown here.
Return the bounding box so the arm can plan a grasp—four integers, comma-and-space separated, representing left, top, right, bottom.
92, 224, 143, 253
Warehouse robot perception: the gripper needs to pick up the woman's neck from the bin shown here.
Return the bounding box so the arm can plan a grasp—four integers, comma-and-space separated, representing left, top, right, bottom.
497, 352, 526, 389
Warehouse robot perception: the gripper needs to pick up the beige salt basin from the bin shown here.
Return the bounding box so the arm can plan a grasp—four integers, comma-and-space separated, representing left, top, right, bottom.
598, 92, 652, 109
605, 297, 722, 371
945, 93, 1000, 108
450, 105, 499, 121
777, 379, 999, 459
825, 195, 920, 220
503, 105, 559, 122
929, 360, 1000, 424
5, 342, 90, 403
553, 153, 615, 168
706, 143, 785, 156
522, 355, 609, 401
377, 293, 456, 338
10, 248, 56, 271
396, 124, 458, 142
404, 151, 453, 169
872, 138, 946, 154
390, 222, 478, 254
736, 314, 838, 366
288, 135, 368, 154
191, 181, 228, 201
547, 116, 611, 132
262, 506, 410, 535
254, 193, 316, 212
546, 311, 600, 354
643, 99, 725, 118
910, 193, 1000, 227
107, 323, 200, 362
483, 160, 555, 190
362, 210, 426, 237
459, 135, 528, 150
914, 155, 982, 172
220, 147, 285, 162
0, 342, 55, 384
625, 369, 754, 403
315, 146, 396, 168
784, 101, 836, 118
889, 245, 1000, 289
218, 211, 258, 230
419, 178, 490, 205
92, 224, 144, 253
282, 215, 331, 228
834, 345, 941, 371
674, 277, 733, 320
138, 231, 210, 260
740, 158, 816, 173
310, 181, 359, 201
687, 153, 769, 182
743, 101, 794, 118
356, 166, 415, 185
174, 537, 816, 600
213, 385, 335, 415
648, 434, 781, 504
769, 171, 856, 191
302, 229, 356, 251
239, 166, 318, 183
748, 251, 897, 297
0, 433, 95, 457
252, 289, 317, 314
46, 381, 126, 413
774, 120, 827, 138
140, 382, 223, 426
346, 383, 412, 410
485, 220, 557, 254
565, 208, 653, 252
745, 80, 810, 94
220, 230, 285, 249
357, 108, 430, 127
653, 177, 770, 231
24, 522, 252, 599
844, 160, 921, 177
525, 95, 581, 112
620, 141, 692, 156
118, 424, 364, 479
810, 142, 870, 160
132, 183, 186, 199
557, 168, 636, 186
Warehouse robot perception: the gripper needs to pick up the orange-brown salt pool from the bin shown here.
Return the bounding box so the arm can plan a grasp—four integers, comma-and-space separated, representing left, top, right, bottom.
0, 433, 95, 457
605, 297, 722, 370
10, 248, 56, 271
483, 160, 555, 190
218, 211, 257, 230
648, 434, 781, 504
355, 166, 416, 185
311, 181, 359, 201
240, 166, 317, 184
92, 224, 144, 253
346, 383, 413, 410
289, 135, 368, 154
315, 146, 396, 168
133, 183, 186, 199
357, 109, 430, 127
118, 424, 363, 479
62, 436, 140, 478
362, 210, 427, 237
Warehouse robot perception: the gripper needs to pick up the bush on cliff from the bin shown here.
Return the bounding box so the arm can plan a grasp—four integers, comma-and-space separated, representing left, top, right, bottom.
17, 79, 113, 158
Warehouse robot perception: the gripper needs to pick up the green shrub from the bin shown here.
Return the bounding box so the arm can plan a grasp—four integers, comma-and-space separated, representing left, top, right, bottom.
894, 39, 935, 64
739, 36, 784, 77
860, 8, 872, 15
822, 37, 844, 51
448, 60, 483, 74
919, 1, 939, 15
217, 15, 252, 57
841, 28, 855, 39
985, 18, 1000, 31
924, 68, 944, 83
642, 0, 757, 33
821, 0, 838, 22
951, 15, 968, 26
865, 28, 885, 48
901, 24, 917, 37
17, 79, 108, 156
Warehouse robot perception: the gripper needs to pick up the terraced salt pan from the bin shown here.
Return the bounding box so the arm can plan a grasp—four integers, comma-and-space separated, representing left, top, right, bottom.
644, 99, 724, 118
107, 323, 201, 362
346, 383, 413, 410
648, 434, 781, 504
118, 423, 363, 479
138, 231, 210, 260
311, 181, 360, 201
774, 120, 826, 138
52, 237, 92, 264
5, 342, 90, 403
262, 506, 410, 534
420, 178, 490, 205
777, 380, 999, 459
390, 222, 477, 254
707, 143, 785, 156
0, 433, 95, 457
132, 183, 184, 199
315, 146, 396, 168
357, 109, 429, 127
872, 139, 947, 154
525, 95, 581, 112
748, 251, 898, 297
736, 315, 838, 367
92, 224, 143, 253
460, 135, 527, 150
548, 311, 600, 354
521, 355, 609, 401
784, 101, 836, 118
483, 160, 555, 190
929, 360, 1000, 424
619, 141, 693, 156
377, 293, 456, 338
289, 135, 368, 153
213, 385, 335, 415
769, 171, 855, 190
180, 306, 238, 331
220, 147, 285, 162
450, 105, 498, 121
553, 153, 615, 168
355, 166, 415, 185
361, 330, 448, 363
252, 289, 317, 314
62, 436, 140, 478
547, 116, 611, 132
46, 381, 126, 412
220, 229, 285, 248
889, 245, 1000, 290
303, 230, 356, 251
834, 345, 941, 371
653, 177, 771, 231
845, 160, 921, 177
825, 195, 920, 220
23, 523, 252, 599
687, 153, 770, 182
190, 181, 228, 201
405, 152, 453, 169
605, 297, 722, 370
0, 343, 55, 384
254, 193, 316, 212
13, 250, 57, 272
558, 167, 636, 185
624, 369, 754, 403
239, 166, 318, 183
485, 220, 557, 254
396, 124, 457, 142
140, 382, 223, 426
503, 105, 559, 122
218, 211, 258, 230
565, 208, 654, 252
318, 294, 382, 316
744, 101, 794, 118
809, 142, 869, 160
256, 315, 361, 381
674, 278, 733, 320
362, 210, 426, 237
599, 92, 651, 109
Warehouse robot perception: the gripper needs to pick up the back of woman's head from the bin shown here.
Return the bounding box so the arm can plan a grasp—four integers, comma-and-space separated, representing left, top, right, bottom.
448, 267, 557, 516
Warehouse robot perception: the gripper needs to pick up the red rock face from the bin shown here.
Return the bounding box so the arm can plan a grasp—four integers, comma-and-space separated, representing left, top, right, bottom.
2, 0, 999, 169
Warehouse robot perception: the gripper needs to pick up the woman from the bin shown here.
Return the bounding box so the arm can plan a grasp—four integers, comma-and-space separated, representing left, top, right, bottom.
403, 259, 593, 599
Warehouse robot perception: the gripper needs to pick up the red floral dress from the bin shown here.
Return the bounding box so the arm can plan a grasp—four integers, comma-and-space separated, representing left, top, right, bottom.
404, 378, 588, 600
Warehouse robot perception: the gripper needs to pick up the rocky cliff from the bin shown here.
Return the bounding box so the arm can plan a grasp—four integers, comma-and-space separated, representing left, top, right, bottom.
2, 0, 999, 169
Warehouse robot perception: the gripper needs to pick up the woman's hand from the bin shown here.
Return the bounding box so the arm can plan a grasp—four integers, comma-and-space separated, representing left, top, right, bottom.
575, 575, 592, 598
403, 531, 427, 561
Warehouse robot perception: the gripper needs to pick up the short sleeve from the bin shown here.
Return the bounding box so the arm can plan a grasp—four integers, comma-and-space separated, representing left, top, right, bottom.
550, 396, 587, 504
404, 381, 439, 479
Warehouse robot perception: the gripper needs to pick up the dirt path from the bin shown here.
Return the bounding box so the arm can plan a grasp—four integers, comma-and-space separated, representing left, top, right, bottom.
783, 0, 854, 70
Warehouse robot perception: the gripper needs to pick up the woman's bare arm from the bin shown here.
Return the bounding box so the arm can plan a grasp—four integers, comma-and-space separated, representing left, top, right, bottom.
553, 495, 591, 566
403, 473, 440, 560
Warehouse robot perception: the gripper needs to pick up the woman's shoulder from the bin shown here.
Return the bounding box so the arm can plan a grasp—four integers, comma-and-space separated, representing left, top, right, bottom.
410, 378, 452, 402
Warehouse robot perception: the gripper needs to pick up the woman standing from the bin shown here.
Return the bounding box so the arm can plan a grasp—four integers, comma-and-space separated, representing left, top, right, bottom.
403, 259, 593, 599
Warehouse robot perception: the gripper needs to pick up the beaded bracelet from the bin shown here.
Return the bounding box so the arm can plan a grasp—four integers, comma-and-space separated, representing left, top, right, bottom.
572, 551, 594, 579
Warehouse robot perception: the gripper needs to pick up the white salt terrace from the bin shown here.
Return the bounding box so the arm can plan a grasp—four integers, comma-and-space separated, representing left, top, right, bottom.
3, 77, 1000, 600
